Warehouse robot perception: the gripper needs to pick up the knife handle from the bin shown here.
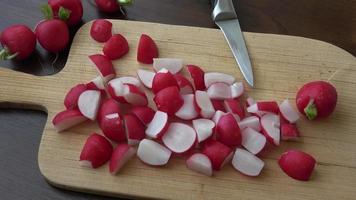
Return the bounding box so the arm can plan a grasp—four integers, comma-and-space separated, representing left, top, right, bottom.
211, 0, 237, 21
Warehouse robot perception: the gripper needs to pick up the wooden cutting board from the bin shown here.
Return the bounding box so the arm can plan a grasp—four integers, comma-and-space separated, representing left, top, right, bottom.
0, 20, 355, 200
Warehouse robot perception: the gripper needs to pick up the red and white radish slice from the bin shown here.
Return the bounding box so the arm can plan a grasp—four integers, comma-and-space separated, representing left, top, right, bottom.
109, 144, 136, 175
241, 127, 266, 155
52, 109, 87, 132
187, 64, 206, 90
78, 90, 101, 120
137, 34, 158, 64
174, 74, 194, 95
86, 76, 106, 94
114, 76, 142, 88
207, 82, 231, 100
261, 113, 280, 145
248, 101, 279, 114
131, 106, 155, 126
123, 84, 148, 106
124, 114, 146, 145
238, 116, 261, 132
175, 94, 199, 120
152, 68, 179, 94
246, 97, 256, 107
186, 153, 213, 176
153, 58, 183, 74
89, 54, 116, 83
137, 69, 155, 88
230, 82, 244, 98
137, 139, 172, 166
97, 99, 121, 122
224, 99, 245, 119
154, 86, 183, 116
145, 111, 169, 139
202, 140, 233, 170
211, 99, 226, 112
64, 83, 87, 109
212, 110, 228, 124
281, 123, 300, 140
79, 133, 113, 168
216, 113, 242, 146
162, 123, 196, 153
99, 113, 126, 143
195, 90, 215, 118
107, 78, 127, 103
279, 99, 300, 123
231, 148, 264, 176
192, 118, 215, 143
204, 72, 235, 88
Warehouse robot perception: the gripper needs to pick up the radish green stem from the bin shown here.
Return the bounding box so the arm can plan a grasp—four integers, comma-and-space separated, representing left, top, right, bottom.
41, 4, 54, 20
0, 48, 17, 60
118, 0, 134, 6
304, 99, 318, 120
58, 6, 71, 21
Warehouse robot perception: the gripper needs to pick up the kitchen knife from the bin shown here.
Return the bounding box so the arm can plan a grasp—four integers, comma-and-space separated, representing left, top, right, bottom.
211, 0, 254, 87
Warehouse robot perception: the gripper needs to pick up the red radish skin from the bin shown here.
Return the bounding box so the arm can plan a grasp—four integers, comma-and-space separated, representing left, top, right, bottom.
261, 113, 280, 146
109, 144, 136, 174
216, 113, 242, 146
151, 69, 179, 94
0, 25, 36, 60
175, 94, 199, 120
131, 106, 155, 126
279, 99, 300, 123
238, 116, 261, 132
281, 123, 300, 140
124, 114, 146, 145
137, 34, 159, 64
97, 99, 121, 122
162, 123, 197, 153
204, 72, 235, 88
90, 19, 112, 42
192, 118, 215, 143
241, 127, 266, 155
48, 0, 83, 26
137, 139, 172, 166
154, 86, 183, 116
99, 113, 126, 143
95, 0, 119, 13
279, 150, 316, 181
257, 101, 279, 114
211, 100, 226, 112
296, 81, 337, 120
89, 54, 115, 83
207, 82, 231, 100
137, 69, 155, 88
202, 140, 233, 170
103, 34, 129, 60
232, 148, 265, 176
174, 74, 194, 95
153, 58, 183, 74
187, 65, 206, 90
79, 133, 113, 168
35, 19, 69, 53
145, 111, 169, 139
186, 153, 213, 176
230, 82, 244, 99
78, 90, 102, 120
123, 83, 148, 106
52, 109, 87, 132
64, 84, 87, 109
224, 99, 245, 119
86, 76, 106, 95
194, 90, 215, 118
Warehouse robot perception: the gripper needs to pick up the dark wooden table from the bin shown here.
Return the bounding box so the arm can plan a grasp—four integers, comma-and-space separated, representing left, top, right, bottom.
0, 0, 355, 199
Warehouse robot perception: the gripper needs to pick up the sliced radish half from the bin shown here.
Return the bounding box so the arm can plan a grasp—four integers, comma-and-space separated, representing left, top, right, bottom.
137, 69, 155, 88
124, 114, 146, 145
152, 68, 179, 94
86, 76, 106, 95
248, 101, 279, 114
97, 99, 121, 122
175, 94, 199, 120
186, 153, 213, 176
52, 109, 87, 132
64, 84, 87, 109
207, 82, 231, 100
232, 148, 264, 176
174, 74, 194, 94
230, 82, 244, 98
216, 113, 242, 146
202, 140, 233, 170
241, 127, 266, 155
154, 86, 183, 116
192, 118, 215, 143
187, 64, 206, 90
162, 123, 196, 153
261, 113, 280, 145
145, 111, 169, 139
238, 116, 261, 132
195, 90, 215, 118
224, 99, 245, 119
281, 123, 300, 140
89, 54, 116, 83
123, 84, 148, 106
137, 139, 172, 166
99, 113, 126, 143
109, 144, 136, 175
109, 76, 142, 89
204, 72, 235, 88
131, 106, 155, 126
153, 58, 183, 74
78, 90, 101, 120
279, 99, 300, 123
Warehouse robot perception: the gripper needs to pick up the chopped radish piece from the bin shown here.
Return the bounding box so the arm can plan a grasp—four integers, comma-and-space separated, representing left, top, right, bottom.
123, 84, 148, 106
114, 76, 142, 88
86, 76, 106, 94
124, 114, 146, 145
186, 153, 213, 176
238, 116, 261, 132
216, 113, 242, 146
212, 110, 228, 124
174, 74, 194, 94
230, 82, 244, 98
78, 90, 101, 120
187, 64, 206, 90
192, 119, 215, 143
107, 77, 142, 103
281, 123, 300, 140
145, 111, 169, 139
97, 99, 121, 122
137, 139, 172, 166
211, 99, 226, 112
195, 90, 215, 118
64, 84, 87, 109
204, 72, 235, 88
131, 106, 155, 126
152, 69, 178, 94
103, 34, 129, 60
207, 82, 231, 100
153, 58, 183, 74
162, 123, 197, 153
175, 94, 199, 120
261, 113, 280, 145
202, 140, 233, 170
109, 144, 136, 175
279, 150, 316, 181
279, 99, 300, 123
99, 113, 126, 143
248, 101, 279, 114
232, 148, 264, 176
246, 97, 256, 107
154, 86, 183, 116
224, 99, 245, 119
52, 109, 87, 132
137, 34, 158, 64
241, 128, 266, 155
79, 133, 113, 168
137, 69, 155, 88
89, 54, 115, 83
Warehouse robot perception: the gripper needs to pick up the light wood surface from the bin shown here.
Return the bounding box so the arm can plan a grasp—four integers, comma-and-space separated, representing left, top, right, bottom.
0, 20, 355, 199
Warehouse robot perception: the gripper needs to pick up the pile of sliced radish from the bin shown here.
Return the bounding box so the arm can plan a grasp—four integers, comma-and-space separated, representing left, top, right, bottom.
52, 31, 316, 181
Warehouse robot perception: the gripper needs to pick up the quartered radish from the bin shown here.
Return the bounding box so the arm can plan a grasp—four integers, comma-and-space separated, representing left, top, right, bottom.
175, 94, 199, 120
137, 34, 159, 64
52, 109, 87, 132
202, 140, 233, 170
261, 113, 280, 145
248, 101, 279, 114
230, 82, 244, 98
111, 76, 142, 88
238, 116, 261, 132
211, 99, 226, 112
174, 74, 194, 94
216, 113, 242, 146
124, 114, 146, 145
162, 123, 196, 153
232, 148, 264, 176
154, 86, 183, 116
64, 83, 87, 109
151, 68, 178, 94
97, 99, 121, 122
137, 139, 172, 166
89, 54, 115, 83
137, 69, 155, 88
207, 82, 231, 100
145, 111, 169, 139
109, 144, 136, 175
131, 106, 155, 126
123, 84, 148, 106
224, 99, 245, 119
212, 110, 228, 124
194, 90, 215, 118
99, 113, 126, 143
241, 127, 266, 155
204, 72, 235, 88
79, 133, 113, 168
279, 150, 316, 181
153, 58, 183, 74
186, 153, 213, 176
279, 99, 300, 123
192, 118, 215, 143
281, 123, 300, 140
86, 76, 106, 94
78, 90, 101, 120
103, 34, 129, 60
90, 19, 112, 42
187, 64, 206, 90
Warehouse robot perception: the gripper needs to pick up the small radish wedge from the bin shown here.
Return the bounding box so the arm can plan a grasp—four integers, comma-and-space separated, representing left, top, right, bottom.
112, 76, 142, 88
103, 34, 129, 60
187, 64, 206, 90
90, 19, 112, 43
86, 76, 106, 95
224, 99, 245, 119
154, 86, 183, 116
192, 118, 215, 143
186, 153, 213, 176
202, 140, 233, 170
137, 34, 158, 64
281, 123, 300, 140
78, 90, 102, 120
261, 113, 280, 145
246, 97, 256, 107
97, 99, 121, 122
123, 84, 148, 106
230, 82, 244, 98
64, 83, 87, 109
124, 114, 146, 145
89, 54, 115, 83
109, 144, 136, 175
131, 106, 155, 126
52, 109, 87, 132
99, 113, 126, 143
279, 150, 316, 181
153, 58, 183, 74
204, 72, 235, 88
216, 113, 242, 146
279, 99, 299, 123
35, 19, 69, 53
137, 69, 155, 88
207, 82, 231, 100
232, 148, 264, 176
174, 74, 194, 94
162, 123, 197, 153
247, 101, 279, 114
145, 111, 169, 139
175, 94, 199, 120
238, 116, 261, 132
241, 128, 266, 155
137, 139, 172, 166
211, 100, 226, 112
212, 110, 228, 124
195, 90, 215, 118
79, 133, 113, 168
151, 68, 178, 94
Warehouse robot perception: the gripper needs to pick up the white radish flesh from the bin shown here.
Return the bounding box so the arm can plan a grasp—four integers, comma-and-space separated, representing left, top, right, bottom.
238, 116, 261, 132
137, 139, 172, 166
153, 58, 183, 74
89, 54, 116, 83
204, 72, 235, 88
186, 153, 213, 176
52, 109, 87, 132
145, 111, 169, 139
241, 127, 266, 155
279, 99, 300, 123
207, 82, 231, 100
174, 74, 194, 95
232, 148, 264, 176
261, 113, 280, 145
192, 118, 215, 143
137, 69, 155, 88
162, 123, 197, 153
212, 110, 228, 124
230, 82, 244, 98
195, 90, 215, 118
78, 90, 101, 120
123, 84, 148, 106
175, 94, 199, 120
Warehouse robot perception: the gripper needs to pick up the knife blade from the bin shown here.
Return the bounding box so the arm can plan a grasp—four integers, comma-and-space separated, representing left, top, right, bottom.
211, 0, 254, 87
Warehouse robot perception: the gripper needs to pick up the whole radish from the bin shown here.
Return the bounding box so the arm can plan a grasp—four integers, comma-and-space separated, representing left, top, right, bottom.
48, 0, 83, 26
35, 19, 69, 53
296, 81, 337, 120
0, 25, 36, 60
95, 0, 133, 13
